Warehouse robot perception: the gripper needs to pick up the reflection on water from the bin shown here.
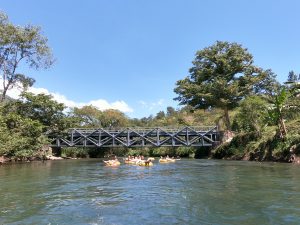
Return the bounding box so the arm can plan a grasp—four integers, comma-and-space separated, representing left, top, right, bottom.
1, 159, 300, 225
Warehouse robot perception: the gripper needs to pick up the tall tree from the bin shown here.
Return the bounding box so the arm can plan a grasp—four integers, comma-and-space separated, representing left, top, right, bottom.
253, 69, 280, 96
156, 111, 166, 120
166, 106, 176, 117
99, 109, 129, 128
0, 12, 54, 101
71, 105, 102, 128
287, 70, 299, 82
174, 41, 268, 130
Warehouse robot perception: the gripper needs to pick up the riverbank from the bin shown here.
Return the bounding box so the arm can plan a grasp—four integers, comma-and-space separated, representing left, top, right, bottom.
2, 119, 300, 165
0, 155, 79, 164
211, 119, 300, 164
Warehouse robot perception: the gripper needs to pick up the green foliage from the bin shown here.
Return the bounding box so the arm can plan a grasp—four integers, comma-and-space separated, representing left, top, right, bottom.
212, 143, 236, 159
4, 92, 75, 134
72, 106, 129, 128
287, 71, 299, 82
174, 41, 270, 130
99, 109, 129, 128
61, 147, 89, 158
71, 105, 102, 127
264, 86, 300, 139
0, 91, 76, 159
213, 118, 300, 162
1, 16, 299, 163
0, 108, 46, 158
127, 148, 149, 156
151, 147, 176, 156
233, 96, 268, 132
253, 69, 280, 96
175, 146, 196, 157
155, 111, 166, 120
0, 12, 54, 101
212, 132, 260, 159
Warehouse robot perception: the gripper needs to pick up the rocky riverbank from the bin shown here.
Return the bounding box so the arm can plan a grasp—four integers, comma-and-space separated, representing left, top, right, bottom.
0, 155, 78, 164
211, 121, 300, 164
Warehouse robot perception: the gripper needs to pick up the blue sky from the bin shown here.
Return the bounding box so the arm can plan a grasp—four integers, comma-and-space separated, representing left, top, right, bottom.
1, 0, 300, 118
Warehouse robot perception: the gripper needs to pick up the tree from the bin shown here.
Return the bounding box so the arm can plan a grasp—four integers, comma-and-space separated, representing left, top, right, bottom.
71, 105, 102, 127
99, 109, 129, 128
174, 41, 268, 130
282, 80, 300, 120
265, 87, 290, 139
156, 111, 165, 120
253, 69, 280, 96
4, 92, 73, 134
285, 71, 300, 97
166, 106, 176, 117
233, 96, 268, 133
0, 12, 54, 101
0, 105, 46, 158
287, 70, 299, 82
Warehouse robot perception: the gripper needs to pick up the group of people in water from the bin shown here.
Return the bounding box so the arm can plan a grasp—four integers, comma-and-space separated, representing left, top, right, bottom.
124, 155, 154, 166
103, 155, 180, 166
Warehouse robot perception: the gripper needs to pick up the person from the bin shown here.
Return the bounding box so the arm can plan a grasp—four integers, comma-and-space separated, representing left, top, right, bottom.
144, 160, 150, 166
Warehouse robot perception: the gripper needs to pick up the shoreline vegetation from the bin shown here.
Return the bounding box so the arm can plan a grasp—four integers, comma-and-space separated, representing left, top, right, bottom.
1, 125, 300, 165
1, 12, 300, 165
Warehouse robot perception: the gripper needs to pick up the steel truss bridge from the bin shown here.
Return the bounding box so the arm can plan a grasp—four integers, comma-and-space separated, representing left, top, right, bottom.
50, 126, 219, 148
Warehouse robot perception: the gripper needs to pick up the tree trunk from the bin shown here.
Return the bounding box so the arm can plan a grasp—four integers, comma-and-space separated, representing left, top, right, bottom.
0, 86, 8, 102
224, 108, 231, 131
279, 116, 287, 139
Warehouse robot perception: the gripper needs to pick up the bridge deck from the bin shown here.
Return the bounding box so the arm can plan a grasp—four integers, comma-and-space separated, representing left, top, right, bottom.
51, 126, 219, 148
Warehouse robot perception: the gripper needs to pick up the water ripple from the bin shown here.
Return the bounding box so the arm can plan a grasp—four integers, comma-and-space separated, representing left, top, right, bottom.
1, 159, 300, 224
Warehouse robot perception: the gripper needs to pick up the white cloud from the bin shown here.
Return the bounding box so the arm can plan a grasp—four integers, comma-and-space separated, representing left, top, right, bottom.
87, 99, 133, 112
138, 100, 147, 106
138, 99, 165, 111
1, 81, 133, 113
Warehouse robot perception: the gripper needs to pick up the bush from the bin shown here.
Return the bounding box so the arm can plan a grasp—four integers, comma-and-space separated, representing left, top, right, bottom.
176, 146, 196, 157
127, 148, 149, 156
212, 132, 260, 159
61, 147, 89, 158
151, 147, 176, 157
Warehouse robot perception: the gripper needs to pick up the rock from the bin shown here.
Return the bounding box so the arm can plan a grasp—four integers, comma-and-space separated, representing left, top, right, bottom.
0, 156, 11, 164
46, 155, 63, 160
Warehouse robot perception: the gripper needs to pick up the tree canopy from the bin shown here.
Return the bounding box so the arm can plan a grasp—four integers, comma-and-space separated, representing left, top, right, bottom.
0, 12, 54, 101
174, 41, 271, 130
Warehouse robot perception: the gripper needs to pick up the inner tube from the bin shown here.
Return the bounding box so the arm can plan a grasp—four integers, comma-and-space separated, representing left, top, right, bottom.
104, 160, 120, 166
159, 159, 176, 163
137, 161, 153, 166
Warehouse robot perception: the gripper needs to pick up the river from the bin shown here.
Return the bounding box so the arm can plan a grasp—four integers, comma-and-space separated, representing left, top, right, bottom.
1, 159, 300, 225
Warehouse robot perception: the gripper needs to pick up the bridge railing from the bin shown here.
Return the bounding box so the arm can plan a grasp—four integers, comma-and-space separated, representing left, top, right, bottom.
68, 126, 218, 133
50, 126, 219, 148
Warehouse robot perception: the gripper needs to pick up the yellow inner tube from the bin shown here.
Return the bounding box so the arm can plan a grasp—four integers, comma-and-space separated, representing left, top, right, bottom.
159, 159, 176, 163
124, 160, 136, 164
137, 161, 153, 166
104, 160, 120, 166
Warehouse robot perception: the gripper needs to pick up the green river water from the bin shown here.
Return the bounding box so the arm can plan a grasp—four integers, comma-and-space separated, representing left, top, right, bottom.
0, 159, 300, 225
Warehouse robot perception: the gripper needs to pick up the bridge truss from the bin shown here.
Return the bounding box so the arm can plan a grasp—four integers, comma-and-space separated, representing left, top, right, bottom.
51, 126, 219, 148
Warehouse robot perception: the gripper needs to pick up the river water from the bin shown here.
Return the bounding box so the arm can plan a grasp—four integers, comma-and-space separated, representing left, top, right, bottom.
1, 159, 300, 225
